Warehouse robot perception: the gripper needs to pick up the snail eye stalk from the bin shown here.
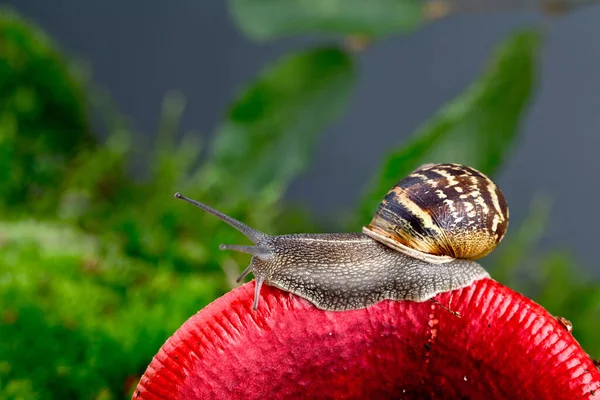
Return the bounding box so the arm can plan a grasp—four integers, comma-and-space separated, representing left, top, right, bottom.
173, 192, 269, 244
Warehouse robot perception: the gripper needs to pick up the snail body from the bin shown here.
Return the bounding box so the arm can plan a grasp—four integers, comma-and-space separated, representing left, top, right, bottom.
175, 163, 508, 311
251, 233, 488, 311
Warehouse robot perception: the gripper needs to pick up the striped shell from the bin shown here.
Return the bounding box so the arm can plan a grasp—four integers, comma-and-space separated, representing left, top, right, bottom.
363, 163, 509, 263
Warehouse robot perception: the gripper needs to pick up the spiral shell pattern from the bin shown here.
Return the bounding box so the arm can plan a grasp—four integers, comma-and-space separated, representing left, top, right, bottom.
364, 163, 509, 260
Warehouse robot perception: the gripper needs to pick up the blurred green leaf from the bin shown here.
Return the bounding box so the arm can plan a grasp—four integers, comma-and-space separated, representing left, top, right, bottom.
209, 46, 355, 199
59, 97, 207, 270
359, 29, 541, 220
0, 7, 93, 211
228, 0, 422, 41
533, 252, 600, 359
489, 194, 552, 288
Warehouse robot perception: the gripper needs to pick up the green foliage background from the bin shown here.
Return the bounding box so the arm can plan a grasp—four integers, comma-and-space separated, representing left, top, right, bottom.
0, 3, 598, 399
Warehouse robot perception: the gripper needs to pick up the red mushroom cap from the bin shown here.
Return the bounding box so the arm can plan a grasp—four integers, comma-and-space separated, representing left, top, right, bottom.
134, 278, 599, 399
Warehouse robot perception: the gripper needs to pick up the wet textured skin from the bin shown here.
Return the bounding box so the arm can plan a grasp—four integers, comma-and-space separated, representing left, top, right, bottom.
255, 233, 489, 310
134, 278, 600, 399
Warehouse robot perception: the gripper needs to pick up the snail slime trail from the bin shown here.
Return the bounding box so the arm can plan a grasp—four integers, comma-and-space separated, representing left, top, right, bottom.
174, 164, 506, 311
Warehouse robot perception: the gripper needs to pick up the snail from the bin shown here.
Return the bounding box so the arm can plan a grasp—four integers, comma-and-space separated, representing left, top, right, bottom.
175, 163, 509, 311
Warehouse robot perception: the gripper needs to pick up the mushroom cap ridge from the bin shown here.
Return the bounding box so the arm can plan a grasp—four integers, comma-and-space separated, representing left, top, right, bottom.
134, 278, 600, 399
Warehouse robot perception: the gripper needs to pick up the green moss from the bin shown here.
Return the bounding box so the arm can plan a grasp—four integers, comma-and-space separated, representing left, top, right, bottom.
0, 7, 93, 212
0, 221, 224, 398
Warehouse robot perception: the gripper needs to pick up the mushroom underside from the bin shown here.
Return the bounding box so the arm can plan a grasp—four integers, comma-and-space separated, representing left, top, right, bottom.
134, 278, 600, 399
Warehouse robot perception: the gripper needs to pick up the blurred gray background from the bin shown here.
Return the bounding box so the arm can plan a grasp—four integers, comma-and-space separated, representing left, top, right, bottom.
7, 1, 600, 276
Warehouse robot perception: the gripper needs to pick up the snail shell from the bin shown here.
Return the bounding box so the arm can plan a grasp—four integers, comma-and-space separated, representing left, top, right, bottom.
363, 163, 509, 264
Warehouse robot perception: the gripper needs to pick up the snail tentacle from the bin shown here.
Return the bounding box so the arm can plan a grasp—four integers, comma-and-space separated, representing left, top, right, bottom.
174, 192, 269, 244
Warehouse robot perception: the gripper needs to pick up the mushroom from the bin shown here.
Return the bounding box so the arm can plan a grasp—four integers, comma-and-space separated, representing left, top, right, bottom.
133, 278, 600, 399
